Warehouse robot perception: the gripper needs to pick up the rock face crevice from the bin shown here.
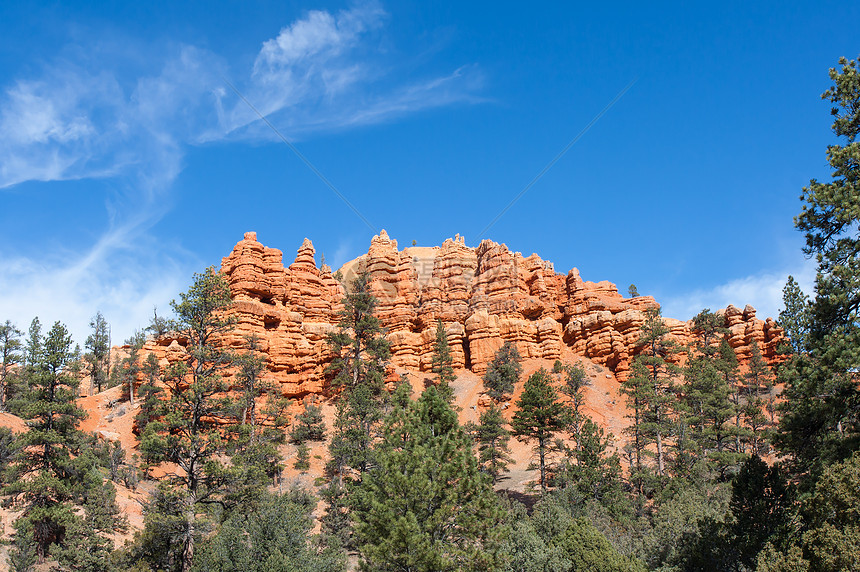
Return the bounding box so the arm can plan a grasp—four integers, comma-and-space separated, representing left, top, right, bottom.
147, 230, 784, 400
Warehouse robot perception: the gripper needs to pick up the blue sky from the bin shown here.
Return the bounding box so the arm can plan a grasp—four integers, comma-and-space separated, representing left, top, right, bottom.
0, 1, 855, 344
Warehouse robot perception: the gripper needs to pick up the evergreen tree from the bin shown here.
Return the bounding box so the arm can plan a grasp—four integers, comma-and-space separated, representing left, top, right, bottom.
119, 329, 146, 405
716, 338, 749, 456
778, 275, 811, 354
322, 269, 390, 550
483, 341, 522, 401
558, 362, 589, 456
473, 403, 513, 483
4, 321, 121, 566
352, 386, 506, 571
137, 267, 254, 572
778, 56, 860, 480
233, 334, 272, 431
134, 352, 163, 438
620, 359, 650, 496
85, 311, 111, 394
192, 490, 344, 572
729, 455, 795, 571
24, 317, 42, 367
290, 402, 326, 444
326, 269, 389, 392
636, 309, 678, 477
553, 418, 625, 512
512, 368, 570, 493
294, 443, 311, 471
682, 310, 743, 476
743, 340, 774, 455
0, 319, 22, 411
430, 319, 456, 402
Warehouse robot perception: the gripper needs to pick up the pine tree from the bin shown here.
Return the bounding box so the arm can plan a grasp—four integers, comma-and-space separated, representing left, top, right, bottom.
777, 56, 860, 480
119, 329, 146, 405
326, 269, 389, 392
743, 340, 774, 455
294, 443, 311, 471
554, 418, 625, 513
137, 267, 258, 572
234, 334, 269, 430
85, 311, 111, 394
431, 319, 456, 402
0, 320, 22, 411
4, 321, 121, 566
558, 362, 589, 455
191, 490, 345, 572
134, 352, 163, 436
778, 275, 811, 354
291, 401, 326, 444
483, 341, 522, 401
682, 315, 744, 477
322, 269, 390, 550
352, 386, 506, 571
637, 309, 678, 477
620, 359, 650, 496
473, 403, 513, 483
512, 368, 571, 493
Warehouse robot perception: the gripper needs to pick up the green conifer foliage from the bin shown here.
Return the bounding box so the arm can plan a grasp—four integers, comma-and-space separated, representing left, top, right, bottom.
483, 341, 522, 401
0, 320, 23, 411
192, 491, 345, 572
778, 276, 811, 354
4, 321, 121, 566
512, 368, 570, 493
322, 269, 391, 550
474, 404, 513, 483
136, 267, 264, 572
85, 311, 111, 394
352, 386, 506, 571
431, 319, 456, 402
290, 402, 327, 444
777, 56, 860, 481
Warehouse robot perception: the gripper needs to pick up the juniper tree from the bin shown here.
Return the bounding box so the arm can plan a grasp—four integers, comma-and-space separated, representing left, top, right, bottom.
512, 368, 571, 493
483, 341, 522, 401
431, 319, 456, 402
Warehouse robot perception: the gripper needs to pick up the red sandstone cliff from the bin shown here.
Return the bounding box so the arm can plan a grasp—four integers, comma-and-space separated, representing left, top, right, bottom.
134, 230, 783, 402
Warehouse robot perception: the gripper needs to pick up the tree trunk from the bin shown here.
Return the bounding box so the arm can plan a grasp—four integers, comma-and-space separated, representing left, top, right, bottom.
181, 508, 195, 572
538, 435, 547, 493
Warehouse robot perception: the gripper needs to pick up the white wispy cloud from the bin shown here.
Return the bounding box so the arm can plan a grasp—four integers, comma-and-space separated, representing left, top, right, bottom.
0, 2, 483, 343
660, 258, 817, 323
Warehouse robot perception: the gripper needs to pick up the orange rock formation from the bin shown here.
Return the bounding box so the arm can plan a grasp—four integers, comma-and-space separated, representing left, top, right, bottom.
133, 231, 783, 400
